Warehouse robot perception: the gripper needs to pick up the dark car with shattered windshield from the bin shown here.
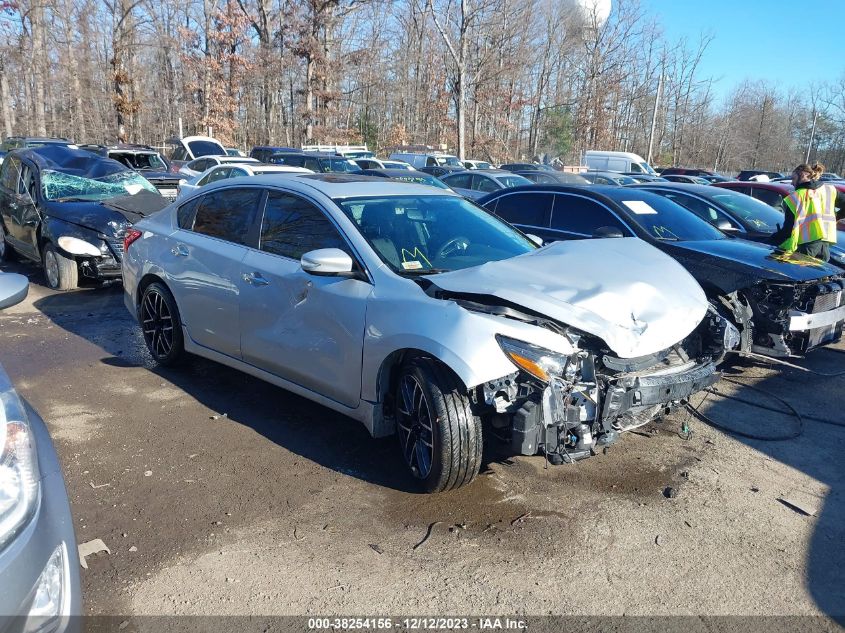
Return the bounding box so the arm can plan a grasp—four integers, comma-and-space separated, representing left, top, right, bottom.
478, 185, 845, 358
80, 144, 182, 201
0, 145, 170, 290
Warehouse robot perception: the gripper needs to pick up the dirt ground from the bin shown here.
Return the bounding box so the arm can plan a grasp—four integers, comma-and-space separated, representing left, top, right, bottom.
1, 260, 844, 620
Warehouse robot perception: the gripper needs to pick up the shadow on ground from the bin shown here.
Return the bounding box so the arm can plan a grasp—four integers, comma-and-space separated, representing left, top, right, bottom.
18, 256, 845, 619
696, 351, 845, 621
28, 271, 515, 497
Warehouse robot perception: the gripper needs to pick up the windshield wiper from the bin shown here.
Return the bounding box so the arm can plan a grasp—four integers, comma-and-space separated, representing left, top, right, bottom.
54, 196, 93, 202
397, 268, 450, 276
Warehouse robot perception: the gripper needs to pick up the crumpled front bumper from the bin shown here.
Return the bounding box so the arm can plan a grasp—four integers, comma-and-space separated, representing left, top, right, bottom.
601, 361, 719, 431
750, 278, 845, 356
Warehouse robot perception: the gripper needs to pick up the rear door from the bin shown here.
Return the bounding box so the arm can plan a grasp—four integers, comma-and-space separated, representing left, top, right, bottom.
0, 156, 28, 249
239, 189, 371, 407
167, 187, 264, 358
15, 160, 41, 253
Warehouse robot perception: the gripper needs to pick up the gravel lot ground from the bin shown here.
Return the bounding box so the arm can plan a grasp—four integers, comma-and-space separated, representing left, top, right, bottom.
1, 261, 843, 622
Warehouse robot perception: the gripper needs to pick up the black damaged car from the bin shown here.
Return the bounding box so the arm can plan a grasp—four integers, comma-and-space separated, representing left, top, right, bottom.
80, 144, 182, 201
478, 185, 845, 358
0, 145, 170, 290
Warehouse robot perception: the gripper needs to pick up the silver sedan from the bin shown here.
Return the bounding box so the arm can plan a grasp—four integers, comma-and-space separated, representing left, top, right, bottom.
123, 175, 726, 492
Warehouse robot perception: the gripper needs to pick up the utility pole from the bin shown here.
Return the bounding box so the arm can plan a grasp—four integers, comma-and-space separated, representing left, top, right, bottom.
646, 71, 663, 165
806, 110, 818, 163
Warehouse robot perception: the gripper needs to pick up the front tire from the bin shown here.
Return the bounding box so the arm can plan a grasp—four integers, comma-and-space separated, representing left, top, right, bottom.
140, 282, 185, 366
395, 357, 482, 492
42, 241, 78, 290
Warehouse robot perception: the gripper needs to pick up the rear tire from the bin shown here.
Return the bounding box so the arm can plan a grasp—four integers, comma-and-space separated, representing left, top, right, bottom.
395, 357, 482, 492
41, 241, 78, 290
140, 282, 185, 366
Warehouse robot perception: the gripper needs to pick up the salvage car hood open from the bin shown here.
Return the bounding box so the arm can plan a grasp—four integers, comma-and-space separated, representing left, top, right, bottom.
428, 238, 709, 359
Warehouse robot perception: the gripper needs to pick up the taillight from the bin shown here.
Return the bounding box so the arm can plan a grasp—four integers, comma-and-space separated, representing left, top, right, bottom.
123, 228, 142, 252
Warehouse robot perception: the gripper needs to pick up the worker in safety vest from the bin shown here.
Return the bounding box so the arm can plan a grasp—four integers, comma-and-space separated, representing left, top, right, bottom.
771, 163, 843, 262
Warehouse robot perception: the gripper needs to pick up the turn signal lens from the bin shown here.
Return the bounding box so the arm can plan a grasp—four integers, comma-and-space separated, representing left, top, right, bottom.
496, 336, 567, 383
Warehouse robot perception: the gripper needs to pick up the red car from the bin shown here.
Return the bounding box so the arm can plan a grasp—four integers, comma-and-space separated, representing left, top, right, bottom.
712, 180, 793, 208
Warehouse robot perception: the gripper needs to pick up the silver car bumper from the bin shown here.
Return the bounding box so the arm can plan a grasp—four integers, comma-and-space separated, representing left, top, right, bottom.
0, 402, 81, 632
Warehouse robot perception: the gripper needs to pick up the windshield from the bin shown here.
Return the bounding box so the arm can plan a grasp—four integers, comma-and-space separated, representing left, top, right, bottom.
324, 158, 362, 173
709, 191, 784, 232
42, 169, 158, 202
390, 175, 451, 190
187, 140, 225, 157
639, 161, 657, 175
610, 192, 727, 241
495, 174, 532, 188
110, 151, 167, 171
437, 156, 463, 167
333, 195, 535, 273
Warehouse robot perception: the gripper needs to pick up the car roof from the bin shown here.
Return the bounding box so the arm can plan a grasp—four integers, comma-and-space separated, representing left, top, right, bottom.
272, 151, 347, 159
193, 173, 461, 200
361, 168, 429, 177
14, 144, 130, 176
631, 182, 719, 194
713, 181, 792, 192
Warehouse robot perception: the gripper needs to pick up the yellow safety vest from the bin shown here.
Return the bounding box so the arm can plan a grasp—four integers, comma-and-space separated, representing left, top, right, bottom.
780, 184, 838, 251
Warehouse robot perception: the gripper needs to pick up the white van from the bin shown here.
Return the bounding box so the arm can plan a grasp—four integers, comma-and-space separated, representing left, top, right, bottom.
584, 150, 655, 175
388, 151, 463, 169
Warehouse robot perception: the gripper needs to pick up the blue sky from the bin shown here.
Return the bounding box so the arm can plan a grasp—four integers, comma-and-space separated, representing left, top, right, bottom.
640, 0, 845, 102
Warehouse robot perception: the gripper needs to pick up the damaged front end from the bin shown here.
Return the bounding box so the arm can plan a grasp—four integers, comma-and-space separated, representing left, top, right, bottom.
471, 306, 731, 464
747, 277, 845, 356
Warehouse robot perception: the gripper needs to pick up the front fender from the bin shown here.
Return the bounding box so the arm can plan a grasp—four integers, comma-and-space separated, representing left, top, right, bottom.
361, 295, 579, 403
41, 216, 106, 258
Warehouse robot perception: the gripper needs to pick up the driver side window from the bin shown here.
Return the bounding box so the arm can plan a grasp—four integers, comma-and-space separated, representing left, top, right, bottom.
259, 191, 350, 260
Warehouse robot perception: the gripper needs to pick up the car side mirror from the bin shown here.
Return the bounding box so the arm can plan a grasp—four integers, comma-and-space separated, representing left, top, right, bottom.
525, 234, 544, 247
301, 248, 354, 276
0, 273, 29, 310
716, 220, 738, 232
592, 226, 624, 239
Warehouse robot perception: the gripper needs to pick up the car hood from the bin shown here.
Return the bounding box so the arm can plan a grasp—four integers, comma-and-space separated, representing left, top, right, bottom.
658, 238, 843, 291
44, 190, 171, 229
427, 238, 708, 359
138, 170, 180, 182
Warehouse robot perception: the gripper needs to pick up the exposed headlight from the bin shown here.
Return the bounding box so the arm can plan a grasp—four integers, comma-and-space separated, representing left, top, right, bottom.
56, 236, 101, 257
497, 336, 571, 383
0, 380, 40, 551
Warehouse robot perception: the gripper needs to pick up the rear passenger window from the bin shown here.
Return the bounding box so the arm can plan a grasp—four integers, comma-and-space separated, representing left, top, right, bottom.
191, 188, 263, 245
473, 176, 498, 193
493, 193, 552, 227
304, 158, 321, 172
551, 195, 627, 236
177, 198, 200, 229
260, 192, 349, 260
445, 174, 471, 189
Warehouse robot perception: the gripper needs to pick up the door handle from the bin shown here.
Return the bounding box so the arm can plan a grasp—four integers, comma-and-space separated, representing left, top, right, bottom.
242, 271, 270, 286
171, 244, 189, 257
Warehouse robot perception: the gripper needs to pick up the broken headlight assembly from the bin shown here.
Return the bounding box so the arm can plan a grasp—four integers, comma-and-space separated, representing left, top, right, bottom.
0, 378, 41, 552
496, 335, 578, 383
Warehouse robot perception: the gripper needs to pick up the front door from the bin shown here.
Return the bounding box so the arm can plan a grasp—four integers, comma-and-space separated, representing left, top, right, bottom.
167, 186, 264, 359
239, 190, 371, 407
